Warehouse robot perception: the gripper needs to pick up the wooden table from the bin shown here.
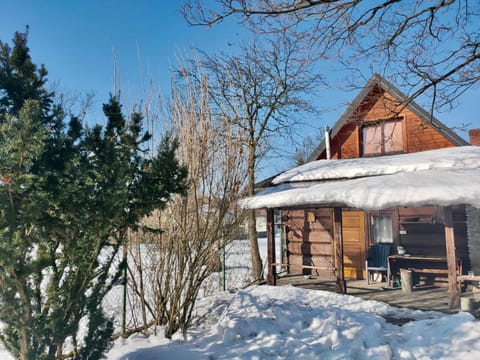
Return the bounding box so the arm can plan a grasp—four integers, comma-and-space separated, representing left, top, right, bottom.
387, 255, 462, 286
457, 275, 480, 284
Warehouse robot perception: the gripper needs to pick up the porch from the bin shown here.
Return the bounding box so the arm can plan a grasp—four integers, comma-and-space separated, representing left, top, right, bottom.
274, 274, 480, 319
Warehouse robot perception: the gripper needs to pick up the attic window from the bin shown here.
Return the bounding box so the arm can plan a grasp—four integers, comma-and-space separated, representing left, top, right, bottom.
362, 117, 404, 156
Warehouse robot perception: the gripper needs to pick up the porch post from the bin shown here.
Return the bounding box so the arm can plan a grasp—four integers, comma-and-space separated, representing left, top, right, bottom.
444, 206, 459, 308
266, 208, 277, 285
333, 207, 346, 294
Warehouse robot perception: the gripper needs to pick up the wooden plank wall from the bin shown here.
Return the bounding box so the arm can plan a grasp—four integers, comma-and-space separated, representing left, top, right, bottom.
399, 206, 468, 261
319, 88, 456, 160
329, 123, 359, 159
397, 205, 469, 284
283, 209, 334, 276
466, 206, 480, 275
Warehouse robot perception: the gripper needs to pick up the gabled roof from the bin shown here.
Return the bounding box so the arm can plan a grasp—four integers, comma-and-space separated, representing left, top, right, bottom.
307, 74, 468, 162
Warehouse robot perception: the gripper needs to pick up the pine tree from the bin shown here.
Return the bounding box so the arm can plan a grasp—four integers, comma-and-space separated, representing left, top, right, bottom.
0, 27, 54, 120
0, 30, 187, 359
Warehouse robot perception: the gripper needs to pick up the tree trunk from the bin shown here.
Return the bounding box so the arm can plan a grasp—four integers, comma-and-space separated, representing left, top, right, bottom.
248, 209, 263, 280
19, 327, 29, 360
247, 146, 263, 280
15, 276, 31, 360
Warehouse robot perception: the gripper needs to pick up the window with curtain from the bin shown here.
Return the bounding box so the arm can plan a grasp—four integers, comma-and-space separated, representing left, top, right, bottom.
362, 118, 403, 155
372, 215, 393, 243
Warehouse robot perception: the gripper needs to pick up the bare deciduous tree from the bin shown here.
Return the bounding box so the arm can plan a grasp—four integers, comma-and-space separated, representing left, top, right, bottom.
294, 133, 323, 166
183, 0, 480, 112
195, 35, 322, 280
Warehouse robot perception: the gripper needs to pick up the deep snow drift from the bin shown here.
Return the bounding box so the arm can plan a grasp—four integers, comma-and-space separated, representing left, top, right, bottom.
1, 243, 480, 359
104, 285, 480, 360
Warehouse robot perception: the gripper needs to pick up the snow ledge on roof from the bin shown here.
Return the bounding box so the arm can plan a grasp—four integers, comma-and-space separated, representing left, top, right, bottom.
243, 147, 480, 210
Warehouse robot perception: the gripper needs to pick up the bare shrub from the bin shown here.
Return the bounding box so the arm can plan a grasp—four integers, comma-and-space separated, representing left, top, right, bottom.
126, 57, 248, 338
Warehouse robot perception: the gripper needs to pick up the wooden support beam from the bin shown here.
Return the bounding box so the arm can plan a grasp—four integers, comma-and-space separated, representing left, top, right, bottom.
333, 208, 346, 294
266, 208, 277, 286
444, 206, 460, 309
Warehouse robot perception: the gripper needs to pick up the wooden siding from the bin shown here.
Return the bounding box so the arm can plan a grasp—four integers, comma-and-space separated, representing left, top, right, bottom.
283, 209, 366, 280
282, 205, 469, 282
466, 206, 480, 275
319, 87, 456, 160
284, 209, 334, 276
394, 205, 469, 285
281, 81, 466, 282
398, 206, 468, 261
404, 111, 455, 152
362, 88, 403, 121
329, 123, 359, 159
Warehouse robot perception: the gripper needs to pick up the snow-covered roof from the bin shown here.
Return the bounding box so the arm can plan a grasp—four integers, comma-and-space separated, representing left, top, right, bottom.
242, 146, 480, 210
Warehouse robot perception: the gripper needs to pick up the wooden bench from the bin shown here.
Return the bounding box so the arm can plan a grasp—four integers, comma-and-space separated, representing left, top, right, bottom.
409, 267, 462, 276
388, 255, 462, 285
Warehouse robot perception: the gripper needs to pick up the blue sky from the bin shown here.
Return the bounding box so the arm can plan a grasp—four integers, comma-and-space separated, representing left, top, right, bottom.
0, 1, 243, 112
1, 0, 479, 176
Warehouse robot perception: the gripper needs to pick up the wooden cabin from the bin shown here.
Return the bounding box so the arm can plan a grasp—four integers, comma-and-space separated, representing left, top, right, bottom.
249, 75, 480, 304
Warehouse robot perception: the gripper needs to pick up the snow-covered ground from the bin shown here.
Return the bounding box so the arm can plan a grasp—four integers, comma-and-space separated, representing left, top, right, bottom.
2, 237, 480, 359
106, 285, 480, 360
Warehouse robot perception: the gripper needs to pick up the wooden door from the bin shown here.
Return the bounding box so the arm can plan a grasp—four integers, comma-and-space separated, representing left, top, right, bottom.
342, 210, 366, 279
